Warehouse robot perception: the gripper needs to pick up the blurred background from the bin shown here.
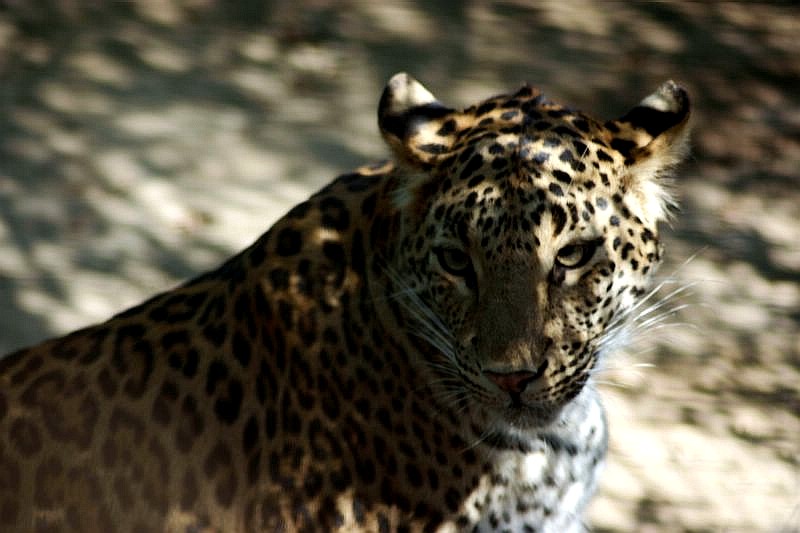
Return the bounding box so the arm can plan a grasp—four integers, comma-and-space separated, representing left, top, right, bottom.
0, 1, 797, 531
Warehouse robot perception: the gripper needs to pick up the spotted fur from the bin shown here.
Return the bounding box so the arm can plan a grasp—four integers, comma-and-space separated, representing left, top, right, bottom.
0, 73, 689, 532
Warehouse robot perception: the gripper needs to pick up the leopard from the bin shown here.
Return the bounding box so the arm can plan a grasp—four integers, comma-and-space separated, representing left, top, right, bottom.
0, 72, 690, 532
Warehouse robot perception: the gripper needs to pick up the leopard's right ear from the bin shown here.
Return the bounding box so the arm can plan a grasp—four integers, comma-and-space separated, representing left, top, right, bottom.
378, 73, 457, 166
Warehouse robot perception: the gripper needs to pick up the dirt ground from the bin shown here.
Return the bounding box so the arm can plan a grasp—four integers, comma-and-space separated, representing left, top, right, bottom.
0, 2, 798, 531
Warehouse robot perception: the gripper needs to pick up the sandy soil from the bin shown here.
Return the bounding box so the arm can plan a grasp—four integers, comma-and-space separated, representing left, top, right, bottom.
1, 2, 797, 531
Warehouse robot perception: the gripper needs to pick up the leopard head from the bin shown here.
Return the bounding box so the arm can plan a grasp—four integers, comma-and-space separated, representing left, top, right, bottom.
373, 73, 690, 431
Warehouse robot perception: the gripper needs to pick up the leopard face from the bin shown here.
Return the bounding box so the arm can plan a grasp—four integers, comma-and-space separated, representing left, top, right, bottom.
375, 74, 690, 435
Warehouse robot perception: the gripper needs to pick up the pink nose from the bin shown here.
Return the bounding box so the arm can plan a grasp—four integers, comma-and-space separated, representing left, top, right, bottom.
484, 370, 539, 395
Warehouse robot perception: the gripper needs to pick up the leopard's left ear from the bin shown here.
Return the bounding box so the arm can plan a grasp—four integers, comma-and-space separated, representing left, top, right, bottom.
609, 81, 691, 223
378, 73, 456, 166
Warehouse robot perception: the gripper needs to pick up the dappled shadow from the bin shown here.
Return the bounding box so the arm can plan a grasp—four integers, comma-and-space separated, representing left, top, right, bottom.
1, 1, 798, 531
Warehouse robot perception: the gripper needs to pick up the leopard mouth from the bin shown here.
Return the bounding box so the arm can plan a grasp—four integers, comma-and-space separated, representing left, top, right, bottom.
496, 401, 563, 429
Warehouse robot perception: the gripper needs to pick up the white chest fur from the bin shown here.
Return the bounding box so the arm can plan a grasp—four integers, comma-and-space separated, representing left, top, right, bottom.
453, 388, 608, 532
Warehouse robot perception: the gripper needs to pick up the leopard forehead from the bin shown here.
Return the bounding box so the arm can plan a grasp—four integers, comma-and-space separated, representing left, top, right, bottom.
382, 74, 689, 240
395, 97, 631, 258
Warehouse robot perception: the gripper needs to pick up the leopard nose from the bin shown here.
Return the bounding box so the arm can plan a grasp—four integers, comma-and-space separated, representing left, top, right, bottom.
484, 361, 548, 395
484, 370, 538, 395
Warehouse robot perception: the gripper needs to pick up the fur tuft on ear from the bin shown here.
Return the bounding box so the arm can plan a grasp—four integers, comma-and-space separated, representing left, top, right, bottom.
609, 81, 691, 224
378, 73, 456, 166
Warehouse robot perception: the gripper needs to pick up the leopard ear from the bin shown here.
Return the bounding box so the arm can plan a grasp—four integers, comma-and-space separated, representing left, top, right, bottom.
609, 81, 691, 223
378, 73, 456, 166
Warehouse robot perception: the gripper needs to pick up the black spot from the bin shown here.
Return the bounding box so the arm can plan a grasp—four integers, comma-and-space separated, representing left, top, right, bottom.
287, 201, 311, 219
514, 86, 535, 98
275, 228, 302, 256
282, 397, 302, 435
552, 169, 572, 184
322, 388, 340, 420
445, 488, 461, 512
205, 360, 228, 395
118, 343, 154, 400
356, 458, 376, 484
248, 243, 266, 267
572, 118, 590, 132
550, 204, 567, 235
610, 138, 637, 156
9, 417, 42, 457
596, 149, 613, 162
361, 193, 377, 217
476, 101, 497, 115
369, 215, 391, 249
247, 451, 261, 487
621, 242, 635, 260
440, 178, 453, 194
543, 137, 561, 147
351, 230, 367, 276
330, 466, 351, 492
96, 368, 117, 398
436, 119, 456, 136
297, 259, 314, 296
265, 407, 277, 439
548, 183, 564, 197
242, 415, 259, 453
405, 463, 423, 487
203, 323, 227, 347
320, 196, 350, 231
232, 331, 251, 368
491, 158, 507, 171
418, 143, 449, 154
323, 241, 347, 267
214, 379, 243, 425
160, 330, 189, 351
278, 300, 293, 329
547, 109, 569, 118
344, 173, 374, 192
376, 407, 391, 430
464, 191, 478, 208
532, 151, 549, 164
204, 442, 237, 507
552, 125, 578, 137
467, 174, 484, 187
610, 215, 620, 226
485, 143, 503, 156
459, 154, 484, 181
303, 468, 323, 498
269, 268, 289, 290
148, 293, 206, 324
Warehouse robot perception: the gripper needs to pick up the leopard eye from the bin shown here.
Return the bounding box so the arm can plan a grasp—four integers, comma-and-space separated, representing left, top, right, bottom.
555, 240, 599, 269
434, 247, 473, 277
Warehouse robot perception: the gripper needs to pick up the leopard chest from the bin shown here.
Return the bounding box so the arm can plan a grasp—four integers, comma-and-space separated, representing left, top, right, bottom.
454, 387, 608, 533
